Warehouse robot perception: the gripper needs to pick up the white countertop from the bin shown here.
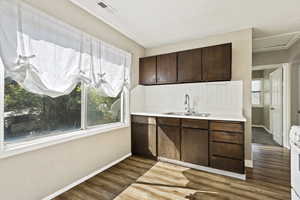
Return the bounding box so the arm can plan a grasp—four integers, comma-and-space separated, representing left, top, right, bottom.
131, 112, 246, 122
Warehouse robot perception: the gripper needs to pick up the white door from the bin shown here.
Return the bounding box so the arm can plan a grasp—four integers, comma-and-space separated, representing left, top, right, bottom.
270, 68, 283, 145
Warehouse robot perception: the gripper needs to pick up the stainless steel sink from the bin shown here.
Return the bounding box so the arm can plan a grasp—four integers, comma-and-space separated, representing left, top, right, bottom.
164, 112, 210, 117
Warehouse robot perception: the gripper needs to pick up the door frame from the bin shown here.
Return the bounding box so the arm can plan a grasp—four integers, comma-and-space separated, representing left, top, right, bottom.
252, 63, 291, 149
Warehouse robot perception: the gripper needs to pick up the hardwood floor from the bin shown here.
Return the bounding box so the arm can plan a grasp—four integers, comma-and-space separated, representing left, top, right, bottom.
54, 144, 291, 200
252, 127, 280, 146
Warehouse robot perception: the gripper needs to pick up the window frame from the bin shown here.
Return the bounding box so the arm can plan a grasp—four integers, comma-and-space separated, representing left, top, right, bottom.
84, 84, 126, 130
0, 57, 131, 159
251, 78, 264, 108
0, 57, 4, 152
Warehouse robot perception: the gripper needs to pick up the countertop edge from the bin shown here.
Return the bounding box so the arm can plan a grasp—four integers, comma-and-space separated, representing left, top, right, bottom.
131, 112, 247, 122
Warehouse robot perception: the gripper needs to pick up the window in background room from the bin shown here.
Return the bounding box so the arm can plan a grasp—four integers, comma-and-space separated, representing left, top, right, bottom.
252, 79, 264, 107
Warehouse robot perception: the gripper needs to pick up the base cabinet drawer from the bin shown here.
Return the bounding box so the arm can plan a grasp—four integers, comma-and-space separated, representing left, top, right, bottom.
132, 115, 156, 125
181, 128, 209, 166
210, 131, 243, 144
182, 119, 209, 129
157, 117, 180, 126
210, 121, 244, 133
210, 142, 243, 159
132, 123, 157, 158
211, 156, 244, 174
158, 125, 180, 160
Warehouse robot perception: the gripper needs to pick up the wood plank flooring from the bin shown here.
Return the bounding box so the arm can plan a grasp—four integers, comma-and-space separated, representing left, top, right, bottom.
54, 143, 291, 200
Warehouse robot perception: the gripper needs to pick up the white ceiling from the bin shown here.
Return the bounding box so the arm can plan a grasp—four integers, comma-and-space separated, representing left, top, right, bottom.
70, 0, 300, 48
253, 32, 300, 53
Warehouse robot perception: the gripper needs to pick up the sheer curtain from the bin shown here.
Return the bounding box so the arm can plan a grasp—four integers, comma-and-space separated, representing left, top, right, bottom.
0, 0, 131, 98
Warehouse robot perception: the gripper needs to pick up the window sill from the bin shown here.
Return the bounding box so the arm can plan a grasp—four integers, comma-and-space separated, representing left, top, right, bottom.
0, 122, 129, 159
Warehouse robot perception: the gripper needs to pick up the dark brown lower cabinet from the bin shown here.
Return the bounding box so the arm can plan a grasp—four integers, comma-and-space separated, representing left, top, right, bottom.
131, 116, 157, 159
131, 115, 245, 174
132, 123, 157, 158
181, 128, 209, 166
158, 125, 180, 160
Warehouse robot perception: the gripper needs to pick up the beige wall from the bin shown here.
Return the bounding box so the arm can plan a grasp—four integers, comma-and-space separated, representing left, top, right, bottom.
0, 0, 145, 200
289, 40, 300, 126
253, 50, 289, 66
145, 29, 253, 161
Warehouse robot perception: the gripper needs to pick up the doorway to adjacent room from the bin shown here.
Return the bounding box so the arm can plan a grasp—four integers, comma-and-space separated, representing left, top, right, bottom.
251, 64, 291, 148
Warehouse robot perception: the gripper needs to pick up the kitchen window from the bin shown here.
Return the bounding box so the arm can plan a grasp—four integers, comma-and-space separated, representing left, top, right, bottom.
251, 79, 264, 107
4, 78, 81, 143
0, 0, 131, 155
4, 78, 126, 145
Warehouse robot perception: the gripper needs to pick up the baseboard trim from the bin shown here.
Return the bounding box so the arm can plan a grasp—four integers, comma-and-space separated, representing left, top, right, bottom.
252, 125, 272, 134
158, 157, 246, 180
245, 159, 253, 168
42, 153, 132, 200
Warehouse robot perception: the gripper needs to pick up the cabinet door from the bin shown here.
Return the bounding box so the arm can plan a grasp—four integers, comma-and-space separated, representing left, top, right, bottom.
178, 49, 202, 83
157, 53, 177, 84
202, 43, 231, 81
132, 123, 157, 158
181, 128, 209, 166
139, 56, 157, 85
210, 156, 244, 174
158, 125, 180, 160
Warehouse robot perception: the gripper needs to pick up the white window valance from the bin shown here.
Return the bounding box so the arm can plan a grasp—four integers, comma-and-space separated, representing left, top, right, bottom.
0, 0, 131, 98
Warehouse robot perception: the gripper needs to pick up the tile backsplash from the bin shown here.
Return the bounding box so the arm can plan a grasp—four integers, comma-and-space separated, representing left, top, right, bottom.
131, 81, 243, 115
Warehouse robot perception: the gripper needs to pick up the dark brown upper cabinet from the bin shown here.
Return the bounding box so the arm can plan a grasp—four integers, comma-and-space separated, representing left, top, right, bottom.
178, 48, 203, 83
156, 53, 177, 84
139, 43, 232, 85
202, 43, 232, 81
139, 56, 157, 85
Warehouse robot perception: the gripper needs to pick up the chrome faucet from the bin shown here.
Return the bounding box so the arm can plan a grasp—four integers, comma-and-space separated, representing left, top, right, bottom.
184, 94, 191, 114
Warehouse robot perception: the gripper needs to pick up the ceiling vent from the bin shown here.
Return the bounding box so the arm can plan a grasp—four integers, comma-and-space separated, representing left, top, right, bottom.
97, 2, 108, 8
97, 1, 117, 14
